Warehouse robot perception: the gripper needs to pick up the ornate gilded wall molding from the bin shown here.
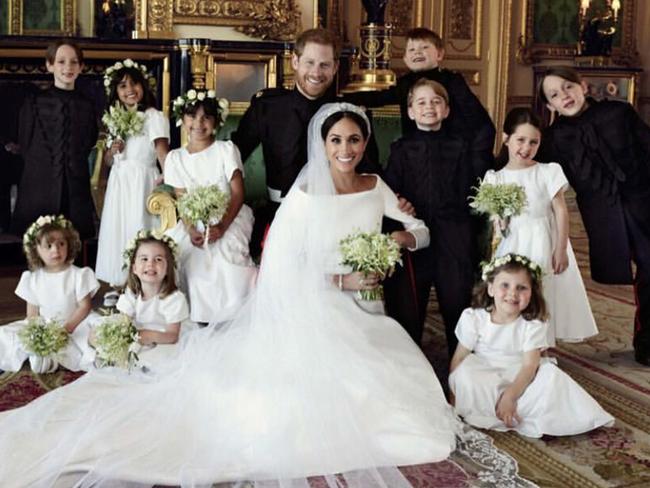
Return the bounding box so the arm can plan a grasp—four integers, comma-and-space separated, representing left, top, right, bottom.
387, 0, 414, 37
134, 0, 175, 38
445, 0, 482, 60
174, 0, 300, 40
517, 0, 638, 65
8, 0, 76, 36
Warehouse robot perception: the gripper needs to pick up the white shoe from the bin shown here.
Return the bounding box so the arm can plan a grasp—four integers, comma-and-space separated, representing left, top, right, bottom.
103, 291, 120, 308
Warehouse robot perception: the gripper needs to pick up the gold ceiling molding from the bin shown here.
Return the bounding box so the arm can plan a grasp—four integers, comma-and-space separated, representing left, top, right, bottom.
173, 0, 300, 40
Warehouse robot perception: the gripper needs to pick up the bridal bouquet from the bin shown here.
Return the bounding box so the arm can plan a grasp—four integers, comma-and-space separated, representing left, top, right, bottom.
94, 313, 140, 369
101, 102, 146, 146
176, 185, 230, 235
340, 231, 402, 301
18, 316, 69, 357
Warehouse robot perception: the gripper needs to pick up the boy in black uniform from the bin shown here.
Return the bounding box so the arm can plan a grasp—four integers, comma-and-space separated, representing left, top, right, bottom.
344, 27, 495, 170
384, 79, 488, 355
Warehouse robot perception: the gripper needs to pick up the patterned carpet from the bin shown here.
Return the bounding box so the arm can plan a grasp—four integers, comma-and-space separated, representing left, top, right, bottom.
1, 191, 649, 487
423, 191, 650, 488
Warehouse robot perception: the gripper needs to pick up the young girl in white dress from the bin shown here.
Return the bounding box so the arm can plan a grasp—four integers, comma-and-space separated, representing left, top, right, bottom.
95, 59, 170, 288
165, 90, 256, 323
107, 230, 195, 369
449, 253, 613, 438
483, 107, 597, 345
0, 215, 99, 373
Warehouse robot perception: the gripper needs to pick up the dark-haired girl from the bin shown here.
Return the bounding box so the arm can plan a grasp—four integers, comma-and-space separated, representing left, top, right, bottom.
539, 66, 650, 366
484, 107, 597, 345
164, 90, 256, 323
95, 59, 170, 287
449, 253, 613, 437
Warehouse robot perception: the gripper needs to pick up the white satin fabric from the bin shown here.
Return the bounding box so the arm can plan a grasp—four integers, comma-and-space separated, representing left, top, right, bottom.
0, 103, 459, 487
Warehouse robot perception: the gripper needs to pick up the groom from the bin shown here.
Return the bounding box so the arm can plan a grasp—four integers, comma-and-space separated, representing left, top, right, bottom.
231, 28, 381, 252
231, 28, 422, 346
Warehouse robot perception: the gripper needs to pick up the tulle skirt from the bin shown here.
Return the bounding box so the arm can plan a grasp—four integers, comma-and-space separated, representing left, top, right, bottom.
0, 290, 458, 487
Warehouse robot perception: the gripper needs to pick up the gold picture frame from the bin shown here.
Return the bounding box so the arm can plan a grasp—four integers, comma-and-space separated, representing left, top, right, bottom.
172, 0, 300, 40
518, 0, 637, 64
7, 0, 77, 36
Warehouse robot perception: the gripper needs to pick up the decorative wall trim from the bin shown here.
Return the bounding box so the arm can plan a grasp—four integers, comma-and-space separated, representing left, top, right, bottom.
173, 0, 300, 40
445, 0, 482, 60
517, 0, 638, 65
8, 0, 76, 36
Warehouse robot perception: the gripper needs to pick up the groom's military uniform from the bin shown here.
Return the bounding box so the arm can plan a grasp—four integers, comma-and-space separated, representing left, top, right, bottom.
231, 86, 379, 254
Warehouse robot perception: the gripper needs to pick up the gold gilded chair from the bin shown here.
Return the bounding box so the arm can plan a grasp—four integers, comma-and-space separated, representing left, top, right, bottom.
147, 184, 178, 234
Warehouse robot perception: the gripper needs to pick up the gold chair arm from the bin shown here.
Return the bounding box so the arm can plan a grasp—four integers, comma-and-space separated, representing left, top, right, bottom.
147, 188, 177, 234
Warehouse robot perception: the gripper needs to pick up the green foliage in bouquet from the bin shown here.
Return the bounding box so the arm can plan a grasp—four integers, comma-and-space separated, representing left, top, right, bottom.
94, 313, 139, 369
340, 231, 402, 301
469, 180, 527, 219
18, 317, 69, 357
176, 185, 230, 229
101, 102, 146, 146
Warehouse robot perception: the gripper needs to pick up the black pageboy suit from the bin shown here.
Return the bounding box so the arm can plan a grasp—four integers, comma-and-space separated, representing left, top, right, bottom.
383, 126, 489, 355
539, 99, 650, 364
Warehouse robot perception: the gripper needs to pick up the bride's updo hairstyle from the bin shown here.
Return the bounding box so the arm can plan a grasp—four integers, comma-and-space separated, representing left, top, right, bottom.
320, 110, 370, 141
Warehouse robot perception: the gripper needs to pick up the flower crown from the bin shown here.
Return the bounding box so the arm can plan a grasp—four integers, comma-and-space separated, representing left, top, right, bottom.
23, 215, 71, 252
171, 89, 230, 128
122, 230, 179, 270
481, 253, 543, 283
103, 58, 155, 96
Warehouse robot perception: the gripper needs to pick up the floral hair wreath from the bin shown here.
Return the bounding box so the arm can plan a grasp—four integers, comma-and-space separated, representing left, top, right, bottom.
103, 58, 156, 96
481, 253, 543, 283
23, 215, 71, 252
171, 89, 230, 128
122, 230, 180, 270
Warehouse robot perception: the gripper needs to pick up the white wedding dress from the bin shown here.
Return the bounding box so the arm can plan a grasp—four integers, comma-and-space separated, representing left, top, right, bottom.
0, 103, 458, 488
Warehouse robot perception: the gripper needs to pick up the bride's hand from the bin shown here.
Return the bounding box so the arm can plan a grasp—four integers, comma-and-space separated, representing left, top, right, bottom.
343, 271, 381, 291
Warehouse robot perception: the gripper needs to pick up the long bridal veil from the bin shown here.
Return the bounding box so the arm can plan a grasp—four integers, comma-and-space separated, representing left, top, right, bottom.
0, 103, 458, 488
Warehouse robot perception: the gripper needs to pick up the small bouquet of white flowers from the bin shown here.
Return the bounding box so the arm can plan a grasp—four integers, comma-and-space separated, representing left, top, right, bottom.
340, 231, 402, 301
469, 179, 528, 255
18, 316, 69, 357
94, 313, 140, 370
176, 185, 230, 236
101, 102, 146, 147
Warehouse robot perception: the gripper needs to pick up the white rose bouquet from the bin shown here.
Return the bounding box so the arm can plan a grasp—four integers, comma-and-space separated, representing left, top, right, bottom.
101, 102, 146, 147
176, 185, 230, 235
18, 316, 69, 357
94, 313, 140, 369
340, 231, 402, 301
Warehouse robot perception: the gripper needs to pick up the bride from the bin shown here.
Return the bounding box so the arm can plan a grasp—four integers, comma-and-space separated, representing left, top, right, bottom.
0, 103, 458, 487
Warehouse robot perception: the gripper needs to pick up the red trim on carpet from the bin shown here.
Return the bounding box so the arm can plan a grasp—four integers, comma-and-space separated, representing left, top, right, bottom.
553, 347, 650, 396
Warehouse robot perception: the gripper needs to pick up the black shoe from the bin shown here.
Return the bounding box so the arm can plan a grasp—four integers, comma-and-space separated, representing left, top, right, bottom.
634, 347, 650, 366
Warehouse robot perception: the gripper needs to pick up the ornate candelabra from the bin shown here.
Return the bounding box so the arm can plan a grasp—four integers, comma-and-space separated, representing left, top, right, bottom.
576, 0, 621, 66
342, 0, 396, 92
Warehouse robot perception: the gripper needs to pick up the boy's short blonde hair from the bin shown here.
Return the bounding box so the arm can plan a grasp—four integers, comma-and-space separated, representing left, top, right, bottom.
405, 28, 444, 50
407, 78, 449, 107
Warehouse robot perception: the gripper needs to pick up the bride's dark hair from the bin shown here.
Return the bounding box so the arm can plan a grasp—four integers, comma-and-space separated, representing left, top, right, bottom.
320, 111, 370, 141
